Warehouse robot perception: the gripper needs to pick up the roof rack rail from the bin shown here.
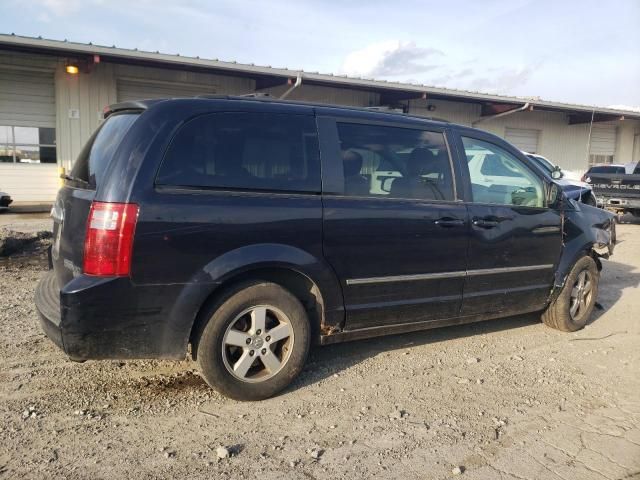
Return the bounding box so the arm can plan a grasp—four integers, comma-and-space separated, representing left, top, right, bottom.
364, 106, 406, 114
240, 92, 273, 98
195, 94, 228, 99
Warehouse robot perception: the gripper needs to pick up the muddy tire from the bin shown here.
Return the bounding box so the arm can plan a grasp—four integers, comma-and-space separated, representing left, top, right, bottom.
196, 281, 310, 401
542, 256, 599, 332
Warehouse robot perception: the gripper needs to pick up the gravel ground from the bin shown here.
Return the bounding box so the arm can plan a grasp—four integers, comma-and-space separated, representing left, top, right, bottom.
0, 213, 639, 479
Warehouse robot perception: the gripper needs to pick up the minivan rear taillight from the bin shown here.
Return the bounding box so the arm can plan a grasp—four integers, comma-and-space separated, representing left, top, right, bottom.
83, 202, 139, 276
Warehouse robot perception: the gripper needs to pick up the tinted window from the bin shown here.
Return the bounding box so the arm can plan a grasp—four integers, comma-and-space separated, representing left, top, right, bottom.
71, 113, 139, 188
336, 122, 454, 201
464, 137, 544, 208
588, 166, 625, 174
157, 113, 320, 193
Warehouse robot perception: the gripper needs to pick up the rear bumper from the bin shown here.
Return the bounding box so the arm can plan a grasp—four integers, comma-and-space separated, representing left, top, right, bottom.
34, 270, 199, 361
34, 271, 65, 351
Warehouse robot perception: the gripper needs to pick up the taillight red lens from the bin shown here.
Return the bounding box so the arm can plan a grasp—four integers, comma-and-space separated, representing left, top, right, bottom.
83, 202, 139, 276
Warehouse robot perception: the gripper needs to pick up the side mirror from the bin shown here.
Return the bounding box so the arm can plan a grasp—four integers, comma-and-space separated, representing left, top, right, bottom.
551, 166, 563, 180
547, 182, 564, 209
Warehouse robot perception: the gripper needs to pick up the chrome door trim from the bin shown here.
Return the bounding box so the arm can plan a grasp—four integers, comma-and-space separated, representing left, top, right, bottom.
346, 264, 554, 286
346, 270, 466, 286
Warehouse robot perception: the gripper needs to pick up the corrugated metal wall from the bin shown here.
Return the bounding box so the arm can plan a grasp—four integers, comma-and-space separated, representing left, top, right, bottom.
409, 98, 480, 126
0, 163, 59, 202
115, 63, 254, 102
589, 125, 617, 155
478, 110, 594, 172
55, 62, 117, 170
261, 83, 379, 107
504, 128, 540, 153
117, 78, 218, 102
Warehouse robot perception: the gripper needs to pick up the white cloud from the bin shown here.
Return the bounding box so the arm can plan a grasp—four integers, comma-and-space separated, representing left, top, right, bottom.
340, 40, 537, 95
341, 40, 442, 79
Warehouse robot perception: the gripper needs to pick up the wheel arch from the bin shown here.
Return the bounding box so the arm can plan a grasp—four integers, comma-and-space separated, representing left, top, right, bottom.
176, 243, 344, 359
550, 242, 602, 304
189, 265, 331, 359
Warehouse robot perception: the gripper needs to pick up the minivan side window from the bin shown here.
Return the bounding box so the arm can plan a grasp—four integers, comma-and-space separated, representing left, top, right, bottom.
157, 113, 320, 193
336, 122, 455, 201
463, 136, 544, 208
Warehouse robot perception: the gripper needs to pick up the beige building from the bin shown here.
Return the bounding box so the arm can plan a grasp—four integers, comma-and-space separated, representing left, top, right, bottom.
1, 33, 639, 204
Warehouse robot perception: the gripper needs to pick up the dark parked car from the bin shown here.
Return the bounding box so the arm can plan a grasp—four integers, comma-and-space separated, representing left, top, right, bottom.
36, 97, 616, 400
0, 190, 12, 210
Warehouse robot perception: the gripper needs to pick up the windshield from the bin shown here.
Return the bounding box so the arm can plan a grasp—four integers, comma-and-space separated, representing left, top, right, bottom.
526, 154, 555, 174
69, 112, 140, 189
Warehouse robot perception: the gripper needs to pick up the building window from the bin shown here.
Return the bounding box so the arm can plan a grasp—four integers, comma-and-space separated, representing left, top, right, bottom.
0, 126, 57, 164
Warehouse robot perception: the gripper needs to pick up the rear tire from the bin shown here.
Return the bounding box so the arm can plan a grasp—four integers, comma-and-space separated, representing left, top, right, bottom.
196, 281, 310, 401
542, 256, 599, 332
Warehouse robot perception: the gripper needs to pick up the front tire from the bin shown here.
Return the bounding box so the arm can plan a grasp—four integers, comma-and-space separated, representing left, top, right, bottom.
196, 281, 310, 401
542, 256, 599, 332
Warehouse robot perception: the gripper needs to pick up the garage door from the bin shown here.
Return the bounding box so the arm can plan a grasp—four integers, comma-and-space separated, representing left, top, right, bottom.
117, 78, 217, 102
589, 125, 617, 155
505, 127, 540, 154
0, 68, 58, 203
0, 69, 55, 128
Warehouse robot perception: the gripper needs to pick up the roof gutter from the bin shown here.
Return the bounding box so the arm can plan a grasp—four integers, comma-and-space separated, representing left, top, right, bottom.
279, 73, 302, 100
472, 102, 531, 126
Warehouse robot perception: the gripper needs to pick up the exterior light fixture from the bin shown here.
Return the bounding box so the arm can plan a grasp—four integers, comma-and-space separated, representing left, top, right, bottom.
66, 65, 79, 74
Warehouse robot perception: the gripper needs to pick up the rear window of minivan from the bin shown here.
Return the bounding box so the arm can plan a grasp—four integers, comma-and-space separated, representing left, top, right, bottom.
70, 112, 140, 189
156, 112, 320, 193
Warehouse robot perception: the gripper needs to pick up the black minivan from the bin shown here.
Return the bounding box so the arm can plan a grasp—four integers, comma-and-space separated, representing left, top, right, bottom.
36, 96, 616, 400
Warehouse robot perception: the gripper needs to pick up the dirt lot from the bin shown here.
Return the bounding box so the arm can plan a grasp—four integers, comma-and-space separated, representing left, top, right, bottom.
1, 213, 639, 479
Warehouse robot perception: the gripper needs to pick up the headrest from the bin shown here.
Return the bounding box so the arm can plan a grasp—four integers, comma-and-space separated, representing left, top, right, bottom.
343, 150, 363, 176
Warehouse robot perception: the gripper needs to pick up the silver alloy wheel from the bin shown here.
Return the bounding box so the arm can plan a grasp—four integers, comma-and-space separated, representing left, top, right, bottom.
221, 305, 294, 383
569, 269, 593, 320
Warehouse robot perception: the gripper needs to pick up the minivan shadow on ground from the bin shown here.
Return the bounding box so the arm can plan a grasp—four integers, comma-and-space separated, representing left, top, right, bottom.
292, 257, 640, 393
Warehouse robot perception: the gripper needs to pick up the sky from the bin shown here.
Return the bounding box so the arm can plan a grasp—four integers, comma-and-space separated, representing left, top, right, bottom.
1, 0, 639, 109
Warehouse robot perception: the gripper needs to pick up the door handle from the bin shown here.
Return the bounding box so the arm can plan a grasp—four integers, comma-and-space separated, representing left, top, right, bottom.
434, 218, 465, 228
473, 219, 500, 228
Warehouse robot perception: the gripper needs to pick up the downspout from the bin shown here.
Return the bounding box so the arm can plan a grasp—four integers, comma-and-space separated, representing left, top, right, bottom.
472, 102, 531, 127
279, 73, 302, 100
584, 108, 595, 166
